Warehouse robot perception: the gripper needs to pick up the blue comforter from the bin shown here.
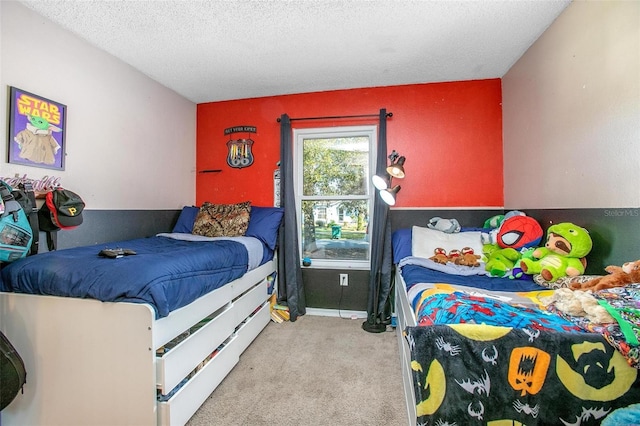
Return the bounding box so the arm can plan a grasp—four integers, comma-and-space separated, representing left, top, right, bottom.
401, 264, 544, 292
0, 235, 252, 318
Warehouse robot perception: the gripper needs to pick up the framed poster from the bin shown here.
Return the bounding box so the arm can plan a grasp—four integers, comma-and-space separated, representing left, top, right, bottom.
7, 86, 66, 170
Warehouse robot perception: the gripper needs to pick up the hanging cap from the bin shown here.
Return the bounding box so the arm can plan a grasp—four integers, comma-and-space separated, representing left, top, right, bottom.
46, 189, 85, 229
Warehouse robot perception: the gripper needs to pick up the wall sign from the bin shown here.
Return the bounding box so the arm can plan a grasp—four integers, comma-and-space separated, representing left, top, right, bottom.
225, 125, 256, 169
7, 87, 67, 171
0, 173, 61, 196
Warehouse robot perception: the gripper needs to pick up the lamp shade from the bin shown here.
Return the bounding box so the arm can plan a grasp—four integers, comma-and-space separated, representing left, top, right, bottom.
380, 185, 401, 206
386, 156, 405, 179
371, 174, 388, 191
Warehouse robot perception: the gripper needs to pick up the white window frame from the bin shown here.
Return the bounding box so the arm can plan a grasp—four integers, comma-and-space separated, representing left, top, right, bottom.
293, 125, 377, 270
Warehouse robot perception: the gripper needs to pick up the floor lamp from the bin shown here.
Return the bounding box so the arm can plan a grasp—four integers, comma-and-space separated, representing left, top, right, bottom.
363, 151, 405, 333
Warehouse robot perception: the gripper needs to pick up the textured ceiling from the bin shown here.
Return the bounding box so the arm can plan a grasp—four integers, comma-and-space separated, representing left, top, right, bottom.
19, 0, 571, 104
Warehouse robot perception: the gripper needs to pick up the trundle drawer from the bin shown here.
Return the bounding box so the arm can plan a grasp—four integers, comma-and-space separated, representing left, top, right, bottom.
156, 304, 236, 393
230, 275, 265, 299
157, 335, 239, 426
233, 281, 267, 323
233, 301, 270, 356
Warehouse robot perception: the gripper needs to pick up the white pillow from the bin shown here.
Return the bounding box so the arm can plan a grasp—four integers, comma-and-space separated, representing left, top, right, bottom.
411, 226, 484, 259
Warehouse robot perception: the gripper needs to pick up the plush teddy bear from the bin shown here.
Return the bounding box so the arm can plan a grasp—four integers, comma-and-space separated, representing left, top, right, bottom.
483, 244, 521, 277
454, 247, 481, 267
520, 222, 592, 282
429, 248, 449, 264
571, 260, 640, 291
447, 249, 461, 262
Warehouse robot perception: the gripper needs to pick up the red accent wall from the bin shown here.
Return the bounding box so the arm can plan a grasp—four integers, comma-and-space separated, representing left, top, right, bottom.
196, 79, 503, 208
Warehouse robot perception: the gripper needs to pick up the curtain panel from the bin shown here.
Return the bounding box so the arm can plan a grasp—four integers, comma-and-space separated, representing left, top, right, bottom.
278, 114, 306, 321
365, 109, 393, 328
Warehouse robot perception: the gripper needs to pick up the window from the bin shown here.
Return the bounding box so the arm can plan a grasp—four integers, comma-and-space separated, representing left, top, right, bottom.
294, 125, 376, 269
316, 207, 327, 221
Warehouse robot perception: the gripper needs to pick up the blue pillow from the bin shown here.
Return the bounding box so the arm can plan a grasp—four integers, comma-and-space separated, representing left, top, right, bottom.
172, 206, 199, 233
392, 228, 412, 263
246, 206, 284, 250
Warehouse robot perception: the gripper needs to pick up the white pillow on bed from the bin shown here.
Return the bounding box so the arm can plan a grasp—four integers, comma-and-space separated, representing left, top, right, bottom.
411, 226, 484, 259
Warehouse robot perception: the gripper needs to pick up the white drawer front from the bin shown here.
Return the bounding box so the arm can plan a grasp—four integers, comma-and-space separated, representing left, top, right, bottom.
157, 336, 239, 426
230, 275, 265, 299
233, 281, 267, 324
233, 301, 270, 356
156, 305, 236, 393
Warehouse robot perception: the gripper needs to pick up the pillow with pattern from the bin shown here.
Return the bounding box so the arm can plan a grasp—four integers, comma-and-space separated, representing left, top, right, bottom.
192, 201, 251, 237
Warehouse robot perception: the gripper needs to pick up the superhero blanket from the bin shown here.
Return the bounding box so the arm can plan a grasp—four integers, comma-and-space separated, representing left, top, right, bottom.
414, 291, 583, 332
405, 324, 640, 425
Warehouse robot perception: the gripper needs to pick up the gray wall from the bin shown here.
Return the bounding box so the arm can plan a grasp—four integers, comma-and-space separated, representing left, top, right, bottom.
45, 210, 181, 252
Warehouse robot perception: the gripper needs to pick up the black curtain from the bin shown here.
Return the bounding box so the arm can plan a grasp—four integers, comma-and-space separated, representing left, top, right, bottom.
366, 109, 393, 326
277, 114, 306, 321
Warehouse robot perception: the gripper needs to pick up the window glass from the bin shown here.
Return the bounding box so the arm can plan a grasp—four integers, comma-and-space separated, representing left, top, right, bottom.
302, 137, 369, 196
295, 126, 375, 268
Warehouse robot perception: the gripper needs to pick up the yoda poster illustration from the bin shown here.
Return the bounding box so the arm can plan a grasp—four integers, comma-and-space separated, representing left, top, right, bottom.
8, 87, 66, 170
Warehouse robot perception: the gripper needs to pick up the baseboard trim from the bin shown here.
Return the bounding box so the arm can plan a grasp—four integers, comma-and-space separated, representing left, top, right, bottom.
305, 308, 367, 319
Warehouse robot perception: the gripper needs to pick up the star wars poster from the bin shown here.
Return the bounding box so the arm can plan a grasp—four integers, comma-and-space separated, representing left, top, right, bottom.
7, 87, 66, 170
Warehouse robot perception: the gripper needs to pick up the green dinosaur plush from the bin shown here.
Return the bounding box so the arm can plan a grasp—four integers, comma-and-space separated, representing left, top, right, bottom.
483, 244, 521, 277
519, 222, 592, 282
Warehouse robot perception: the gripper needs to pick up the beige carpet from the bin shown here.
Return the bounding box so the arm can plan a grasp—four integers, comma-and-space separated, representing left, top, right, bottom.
187, 315, 409, 426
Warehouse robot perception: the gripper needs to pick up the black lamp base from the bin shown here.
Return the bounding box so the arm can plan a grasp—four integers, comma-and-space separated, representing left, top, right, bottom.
362, 320, 386, 333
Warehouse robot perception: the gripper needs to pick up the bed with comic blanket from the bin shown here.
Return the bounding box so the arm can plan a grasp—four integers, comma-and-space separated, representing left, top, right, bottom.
393, 226, 640, 426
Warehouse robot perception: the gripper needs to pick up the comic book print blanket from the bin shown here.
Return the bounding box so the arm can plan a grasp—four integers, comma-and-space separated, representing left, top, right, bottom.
415, 291, 583, 333
405, 324, 640, 425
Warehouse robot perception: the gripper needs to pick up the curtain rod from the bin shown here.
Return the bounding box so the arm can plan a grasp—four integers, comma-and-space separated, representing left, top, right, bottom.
277, 112, 392, 122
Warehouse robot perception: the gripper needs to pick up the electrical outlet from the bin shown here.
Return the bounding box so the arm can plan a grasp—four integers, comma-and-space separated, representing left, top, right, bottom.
339, 273, 349, 286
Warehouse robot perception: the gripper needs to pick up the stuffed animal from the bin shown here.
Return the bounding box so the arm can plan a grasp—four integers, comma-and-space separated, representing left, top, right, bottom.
496, 215, 543, 249
483, 214, 504, 229
454, 247, 481, 267
483, 244, 521, 277
571, 260, 640, 291
427, 217, 461, 233
481, 210, 543, 250
430, 247, 479, 266
507, 247, 535, 280
447, 249, 461, 262
430, 248, 449, 264
520, 222, 592, 282
542, 288, 614, 324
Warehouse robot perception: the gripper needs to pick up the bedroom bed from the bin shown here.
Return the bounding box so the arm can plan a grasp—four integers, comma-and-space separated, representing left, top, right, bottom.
0, 204, 283, 426
393, 226, 640, 426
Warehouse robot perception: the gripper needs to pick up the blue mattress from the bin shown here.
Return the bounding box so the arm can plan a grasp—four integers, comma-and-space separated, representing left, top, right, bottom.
0, 235, 267, 318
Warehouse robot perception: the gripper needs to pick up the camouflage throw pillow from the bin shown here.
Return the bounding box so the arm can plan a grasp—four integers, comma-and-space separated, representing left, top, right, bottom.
192, 201, 251, 237
533, 273, 602, 289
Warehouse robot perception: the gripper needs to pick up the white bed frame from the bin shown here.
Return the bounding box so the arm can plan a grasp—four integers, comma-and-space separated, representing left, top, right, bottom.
394, 267, 418, 426
0, 259, 275, 426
